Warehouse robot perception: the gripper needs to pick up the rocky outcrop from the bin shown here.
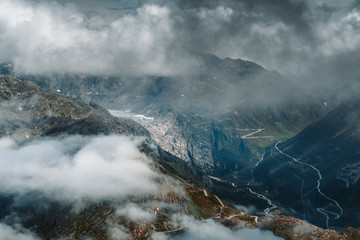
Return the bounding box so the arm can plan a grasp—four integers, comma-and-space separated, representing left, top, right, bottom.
264, 216, 360, 240
0, 75, 149, 140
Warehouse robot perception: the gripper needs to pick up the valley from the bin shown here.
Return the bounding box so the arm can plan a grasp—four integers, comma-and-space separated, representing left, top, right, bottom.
0, 69, 359, 239
0, 53, 346, 230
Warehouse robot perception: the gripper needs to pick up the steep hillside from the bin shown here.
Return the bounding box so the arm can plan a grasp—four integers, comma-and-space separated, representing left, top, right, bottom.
1, 76, 358, 239
0, 55, 328, 225
0, 74, 149, 139
1, 54, 327, 175
254, 99, 360, 228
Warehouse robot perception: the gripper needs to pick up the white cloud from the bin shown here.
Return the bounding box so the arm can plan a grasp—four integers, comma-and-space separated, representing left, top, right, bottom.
0, 135, 160, 203
0, 134, 190, 239
108, 224, 129, 240
0, 0, 198, 76
1, 0, 359, 81
0, 223, 40, 240
0, 122, 284, 240
187, 6, 235, 34
197, 6, 234, 23
152, 215, 283, 240
293, 222, 314, 235
314, 8, 360, 56
115, 203, 155, 222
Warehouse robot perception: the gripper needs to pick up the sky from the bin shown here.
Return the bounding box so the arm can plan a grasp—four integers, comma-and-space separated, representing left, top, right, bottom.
0, 0, 359, 89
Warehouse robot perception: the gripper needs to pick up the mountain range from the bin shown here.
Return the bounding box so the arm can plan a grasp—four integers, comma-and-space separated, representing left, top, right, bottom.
0, 51, 359, 239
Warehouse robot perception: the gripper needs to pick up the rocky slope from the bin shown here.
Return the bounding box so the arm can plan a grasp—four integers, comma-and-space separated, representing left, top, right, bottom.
0, 54, 331, 230
0, 74, 149, 140
1, 54, 327, 174
0, 75, 259, 240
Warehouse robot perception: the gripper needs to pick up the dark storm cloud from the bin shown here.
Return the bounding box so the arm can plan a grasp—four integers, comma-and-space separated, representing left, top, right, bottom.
0, 0, 359, 95
170, 0, 360, 76
180, 0, 311, 33
168, 0, 360, 100
0, 134, 165, 239
0, 0, 200, 76
300, 50, 360, 102
178, 0, 312, 62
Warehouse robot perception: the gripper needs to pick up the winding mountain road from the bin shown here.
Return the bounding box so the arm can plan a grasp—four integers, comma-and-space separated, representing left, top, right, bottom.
248, 188, 278, 215
274, 142, 343, 228
247, 150, 278, 216
241, 129, 265, 139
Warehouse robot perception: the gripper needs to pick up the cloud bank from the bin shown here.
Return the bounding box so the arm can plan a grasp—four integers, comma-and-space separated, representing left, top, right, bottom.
0, 134, 283, 240
1, 0, 360, 84
0, 135, 160, 203
152, 215, 282, 240
0, 0, 198, 76
0, 223, 40, 240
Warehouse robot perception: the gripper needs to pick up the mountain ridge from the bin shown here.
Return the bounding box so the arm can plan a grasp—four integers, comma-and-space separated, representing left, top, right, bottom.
0, 75, 359, 239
